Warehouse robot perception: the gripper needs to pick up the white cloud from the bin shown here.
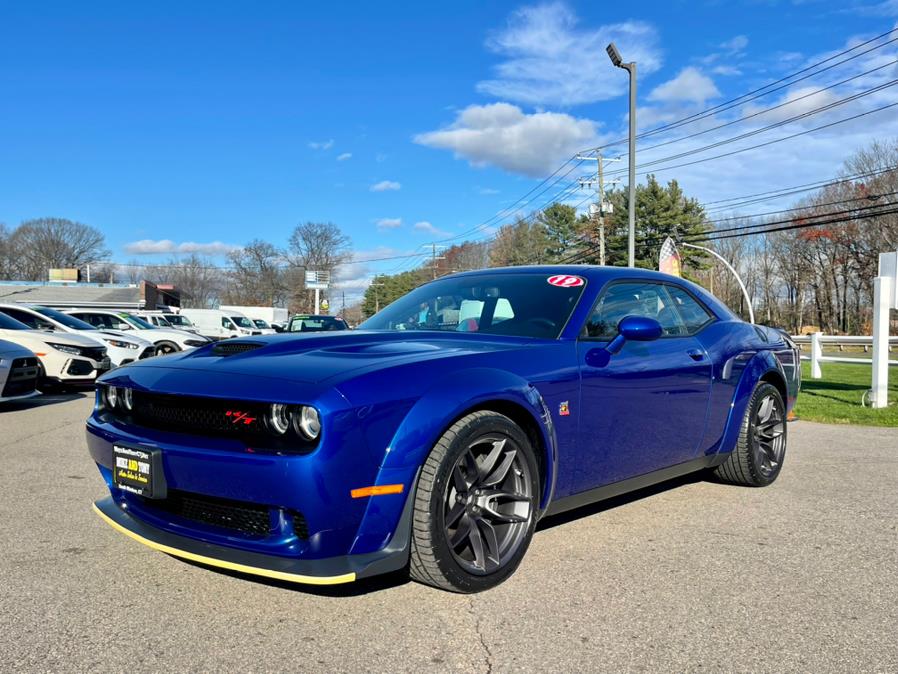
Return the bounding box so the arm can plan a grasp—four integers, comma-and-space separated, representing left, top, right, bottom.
370, 180, 401, 192
336, 152, 352, 161
415, 102, 599, 177
375, 217, 402, 231
719, 35, 748, 54
124, 239, 240, 256
476, 2, 662, 106
414, 221, 451, 237
648, 67, 721, 105
712, 65, 742, 77
477, 187, 500, 195
308, 139, 334, 150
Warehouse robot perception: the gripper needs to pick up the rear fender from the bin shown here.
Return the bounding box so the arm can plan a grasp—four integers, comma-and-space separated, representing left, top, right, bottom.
717, 350, 785, 457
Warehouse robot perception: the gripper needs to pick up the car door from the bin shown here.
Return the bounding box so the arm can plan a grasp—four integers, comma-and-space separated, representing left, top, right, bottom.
571, 281, 714, 493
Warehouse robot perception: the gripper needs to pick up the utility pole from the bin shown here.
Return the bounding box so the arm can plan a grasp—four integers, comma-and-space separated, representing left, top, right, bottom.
425, 243, 446, 279
577, 153, 620, 265
370, 279, 385, 314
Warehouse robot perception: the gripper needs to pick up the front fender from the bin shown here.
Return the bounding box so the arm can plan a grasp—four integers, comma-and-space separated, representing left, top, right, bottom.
716, 350, 785, 457
383, 367, 556, 501
347, 367, 558, 557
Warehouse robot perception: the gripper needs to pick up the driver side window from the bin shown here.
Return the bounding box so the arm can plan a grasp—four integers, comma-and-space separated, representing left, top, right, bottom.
583, 282, 688, 339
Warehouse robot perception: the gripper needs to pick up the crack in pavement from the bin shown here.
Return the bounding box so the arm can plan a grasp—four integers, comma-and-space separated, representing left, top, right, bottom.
468, 597, 493, 674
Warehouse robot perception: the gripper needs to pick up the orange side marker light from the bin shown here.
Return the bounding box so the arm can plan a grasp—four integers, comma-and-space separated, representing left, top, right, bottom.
350, 484, 405, 499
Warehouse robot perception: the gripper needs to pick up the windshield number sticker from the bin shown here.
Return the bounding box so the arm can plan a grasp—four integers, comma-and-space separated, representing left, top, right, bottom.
547, 274, 584, 288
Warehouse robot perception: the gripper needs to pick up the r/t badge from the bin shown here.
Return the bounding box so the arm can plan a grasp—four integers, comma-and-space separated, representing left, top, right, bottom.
558, 401, 570, 417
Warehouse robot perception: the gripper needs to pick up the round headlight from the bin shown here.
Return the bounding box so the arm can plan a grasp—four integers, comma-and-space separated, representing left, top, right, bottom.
105, 386, 118, 409
268, 403, 291, 435
295, 406, 321, 440
121, 387, 133, 411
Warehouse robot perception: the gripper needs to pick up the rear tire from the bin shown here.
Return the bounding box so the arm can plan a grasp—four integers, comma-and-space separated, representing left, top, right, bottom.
409, 411, 539, 593
714, 382, 787, 487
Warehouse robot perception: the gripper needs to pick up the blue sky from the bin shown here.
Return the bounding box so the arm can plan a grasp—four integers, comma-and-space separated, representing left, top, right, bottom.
2, 0, 897, 302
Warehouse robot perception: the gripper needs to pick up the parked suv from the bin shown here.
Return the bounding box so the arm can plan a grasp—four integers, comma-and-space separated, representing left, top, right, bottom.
0, 304, 155, 367
64, 310, 210, 355
131, 310, 202, 335
0, 312, 109, 389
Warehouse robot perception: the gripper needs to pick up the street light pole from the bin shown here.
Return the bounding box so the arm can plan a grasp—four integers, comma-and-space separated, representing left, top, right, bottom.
606, 42, 637, 268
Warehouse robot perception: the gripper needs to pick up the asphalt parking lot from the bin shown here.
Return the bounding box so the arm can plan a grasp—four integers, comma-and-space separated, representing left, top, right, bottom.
1, 395, 896, 673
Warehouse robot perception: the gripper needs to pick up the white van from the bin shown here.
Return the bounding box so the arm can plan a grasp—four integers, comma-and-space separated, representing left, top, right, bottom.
179, 309, 263, 340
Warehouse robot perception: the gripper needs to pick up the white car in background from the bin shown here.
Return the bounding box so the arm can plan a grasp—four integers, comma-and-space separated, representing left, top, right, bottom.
0, 304, 155, 367
0, 312, 110, 389
64, 309, 211, 355
131, 310, 203, 335
0, 339, 40, 402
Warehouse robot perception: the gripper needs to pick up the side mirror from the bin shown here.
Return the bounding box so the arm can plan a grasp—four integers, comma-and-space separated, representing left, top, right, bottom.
618, 315, 663, 343
585, 315, 663, 368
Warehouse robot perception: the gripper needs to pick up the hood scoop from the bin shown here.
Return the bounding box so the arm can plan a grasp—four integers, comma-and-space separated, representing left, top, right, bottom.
212, 341, 265, 357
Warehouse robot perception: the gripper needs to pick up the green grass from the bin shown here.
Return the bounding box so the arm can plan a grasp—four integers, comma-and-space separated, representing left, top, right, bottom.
794, 362, 898, 427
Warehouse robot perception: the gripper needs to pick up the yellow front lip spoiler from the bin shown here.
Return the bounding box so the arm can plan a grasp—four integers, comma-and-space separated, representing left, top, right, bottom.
92, 503, 356, 586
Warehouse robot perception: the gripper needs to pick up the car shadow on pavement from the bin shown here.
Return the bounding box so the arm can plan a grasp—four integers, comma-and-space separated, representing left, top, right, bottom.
174, 473, 712, 597
537, 472, 705, 532
0, 391, 88, 412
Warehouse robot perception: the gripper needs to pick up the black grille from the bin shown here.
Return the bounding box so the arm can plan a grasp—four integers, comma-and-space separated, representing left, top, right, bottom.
81, 346, 107, 362
143, 490, 272, 537
67, 359, 95, 376
128, 391, 268, 435
212, 341, 264, 356
2, 357, 39, 397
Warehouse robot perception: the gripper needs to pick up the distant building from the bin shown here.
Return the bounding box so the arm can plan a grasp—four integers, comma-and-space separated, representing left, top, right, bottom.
0, 280, 182, 311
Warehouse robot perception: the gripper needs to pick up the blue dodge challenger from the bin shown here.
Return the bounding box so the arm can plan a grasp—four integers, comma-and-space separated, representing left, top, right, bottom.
87, 266, 799, 593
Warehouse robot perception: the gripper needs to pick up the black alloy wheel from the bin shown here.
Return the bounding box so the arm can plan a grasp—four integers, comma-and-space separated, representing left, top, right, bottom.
443, 434, 534, 576
409, 411, 540, 592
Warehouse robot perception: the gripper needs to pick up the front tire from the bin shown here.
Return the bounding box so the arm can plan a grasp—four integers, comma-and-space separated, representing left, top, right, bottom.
409, 411, 539, 593
714, 382, 787, 487
154, 341, 180, 355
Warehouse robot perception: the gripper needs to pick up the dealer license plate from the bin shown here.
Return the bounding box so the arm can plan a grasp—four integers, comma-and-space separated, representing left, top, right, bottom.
112, 445, 166, 499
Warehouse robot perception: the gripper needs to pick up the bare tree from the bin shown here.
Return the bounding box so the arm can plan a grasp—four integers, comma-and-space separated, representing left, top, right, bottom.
144, 255, 225, 308
0, 223, 13, 280
7, 217, 110, 280
224, 240, 287, 307
286, 222, 352, 312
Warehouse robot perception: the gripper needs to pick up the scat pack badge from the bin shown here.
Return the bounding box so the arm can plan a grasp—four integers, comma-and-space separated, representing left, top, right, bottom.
558, 401, 571, 417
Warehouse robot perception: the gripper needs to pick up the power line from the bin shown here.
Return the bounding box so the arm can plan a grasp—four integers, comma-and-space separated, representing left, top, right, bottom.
604, 101, 898, 180
602, 82, 898, 178
632, 61, 898, 158
583, 28, 898, 154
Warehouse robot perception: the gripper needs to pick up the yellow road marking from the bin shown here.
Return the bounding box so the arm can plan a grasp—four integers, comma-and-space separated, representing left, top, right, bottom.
92, 503, 356, 586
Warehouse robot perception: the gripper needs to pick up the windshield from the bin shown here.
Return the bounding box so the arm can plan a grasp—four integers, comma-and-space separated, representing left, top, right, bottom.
0, 312, 29, 330
288, 316, 348, 332
253, 319, 270, 329
231, 316, 254, 329
34, 306, 97, 331
165, 315, 193, 327
122, 313, 155, 330
359, 272, 586, 339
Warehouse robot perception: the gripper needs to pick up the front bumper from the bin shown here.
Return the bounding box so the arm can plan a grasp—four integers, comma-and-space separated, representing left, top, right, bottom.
93, 495, 412, 585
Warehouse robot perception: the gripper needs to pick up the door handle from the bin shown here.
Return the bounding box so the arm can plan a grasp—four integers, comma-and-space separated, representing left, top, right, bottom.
686, 349, 705, 361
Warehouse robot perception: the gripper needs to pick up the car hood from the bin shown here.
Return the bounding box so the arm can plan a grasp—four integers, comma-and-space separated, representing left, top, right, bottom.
0, 328, 102, 349
114, 330, 538, 385
94, 329, 152, 346
134, 327, 202, 342
0, 338, 35, 359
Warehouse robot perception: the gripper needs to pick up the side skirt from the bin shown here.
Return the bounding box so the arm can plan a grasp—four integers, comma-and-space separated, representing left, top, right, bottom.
544, 454, 724, 518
